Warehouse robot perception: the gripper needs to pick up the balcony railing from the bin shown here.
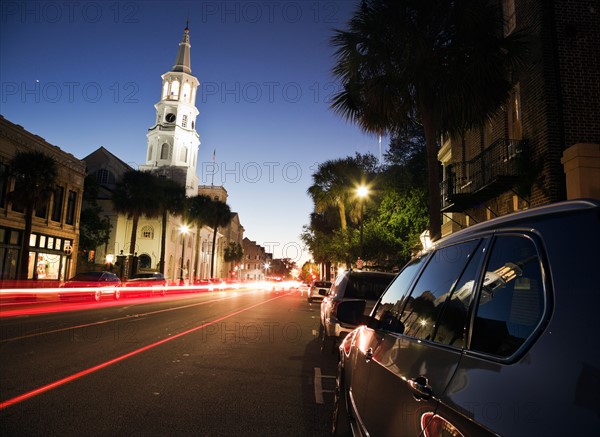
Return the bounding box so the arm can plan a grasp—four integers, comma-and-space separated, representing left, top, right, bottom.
441, 138, 528, 212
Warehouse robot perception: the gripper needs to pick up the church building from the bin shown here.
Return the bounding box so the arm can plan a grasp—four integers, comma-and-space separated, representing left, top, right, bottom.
84, 25, 242, 282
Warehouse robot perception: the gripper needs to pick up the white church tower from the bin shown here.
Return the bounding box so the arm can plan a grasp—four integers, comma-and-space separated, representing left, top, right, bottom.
142, 24, 200, 196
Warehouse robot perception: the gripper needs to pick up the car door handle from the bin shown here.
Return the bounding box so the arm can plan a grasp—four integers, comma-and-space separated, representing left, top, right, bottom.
408, 376, 433, 400
365, 347, 374, 362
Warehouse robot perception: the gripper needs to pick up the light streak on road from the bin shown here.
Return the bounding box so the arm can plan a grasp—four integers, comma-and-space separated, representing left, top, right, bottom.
0, 294, 286, 410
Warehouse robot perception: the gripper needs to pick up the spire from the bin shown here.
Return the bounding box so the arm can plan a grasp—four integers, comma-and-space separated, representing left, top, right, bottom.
172, 23, 192, 74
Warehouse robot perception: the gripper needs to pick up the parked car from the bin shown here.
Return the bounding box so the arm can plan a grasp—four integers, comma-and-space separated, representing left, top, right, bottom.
307, 280, 332, 303
59, 271, 121, 301
122, 272, 167, 296
320, 271, 394, 350
332, 199, 600, 436
193, 279, 214, 292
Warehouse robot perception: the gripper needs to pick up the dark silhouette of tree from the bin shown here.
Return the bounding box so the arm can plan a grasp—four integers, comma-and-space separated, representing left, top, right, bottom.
330, 0, 528, 240
155, 177, 186, 274
112, 170, 161, 277
8, 151, 57, 280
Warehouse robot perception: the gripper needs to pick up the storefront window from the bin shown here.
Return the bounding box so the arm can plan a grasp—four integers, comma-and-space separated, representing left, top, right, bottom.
30, 252, 63, 280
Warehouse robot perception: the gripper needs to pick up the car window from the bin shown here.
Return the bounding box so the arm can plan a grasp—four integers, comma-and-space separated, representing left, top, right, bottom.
432, 240, 486, 347
401, 239, 481, 341
469, 235, 545, 358
373, 254, 428, 333
344, 275, 394, 300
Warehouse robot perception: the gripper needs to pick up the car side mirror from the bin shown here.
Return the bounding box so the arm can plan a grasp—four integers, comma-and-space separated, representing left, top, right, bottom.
336, 299, 367, 325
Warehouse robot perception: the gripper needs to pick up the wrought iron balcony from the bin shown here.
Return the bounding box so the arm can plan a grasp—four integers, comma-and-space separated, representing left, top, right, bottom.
440, 138, 528, 212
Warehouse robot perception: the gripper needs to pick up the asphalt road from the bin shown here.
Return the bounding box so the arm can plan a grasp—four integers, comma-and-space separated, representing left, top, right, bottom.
0, 288, 338, 436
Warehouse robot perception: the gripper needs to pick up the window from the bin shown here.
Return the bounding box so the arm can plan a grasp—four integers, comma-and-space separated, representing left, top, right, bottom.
0, 163, 7, 208
141, 226, 154, 239
147, 146, 153, 161
65, 190, 77, 225
182, 83, 191, 102
469, 235, 545, 358
170, 80, 180, 98
503, 0, 516, 35
182, 114, 188, 128
180, 147, 188, 163
508, 84, 522, 141
97, 169, 109, 185
373, 254, 428, 334
401, 240, 481, 341
160, 143, 170, 160
51, 185, 64, 222
35, 203, 47, 219
433, 241, 486, 347
138, 254, 152, 269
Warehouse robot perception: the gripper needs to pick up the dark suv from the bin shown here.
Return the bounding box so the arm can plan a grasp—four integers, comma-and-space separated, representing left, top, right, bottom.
320, 270, 395, 351
333, 199, 600, 436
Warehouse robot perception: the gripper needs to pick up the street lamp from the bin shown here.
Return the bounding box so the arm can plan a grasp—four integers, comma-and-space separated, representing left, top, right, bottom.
264, 262, 270, 280
356, 184, 369, 260
179, 224, 189, 285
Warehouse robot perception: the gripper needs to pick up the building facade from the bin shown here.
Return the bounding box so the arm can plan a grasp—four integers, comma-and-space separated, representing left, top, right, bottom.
240, 237, 271, 281
439, 0, 599, 236
0, 116, 86, 283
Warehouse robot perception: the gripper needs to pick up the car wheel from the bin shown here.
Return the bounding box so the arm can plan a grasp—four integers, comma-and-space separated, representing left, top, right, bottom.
307, 297, 312, 303
93, 290, 101, 302
332, 360, 352, 436
113, 289, 121, 300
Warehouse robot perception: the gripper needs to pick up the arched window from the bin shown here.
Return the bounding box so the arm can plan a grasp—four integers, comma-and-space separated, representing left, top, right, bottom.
180, 146, 188, 163
160, 143, 170, 160
147, 146, 153, 161
140, 225, 154, 239
182, 83, 191, 102
170, 80, 180, 99
162, 82, 169, 99
138, 254, 152, 269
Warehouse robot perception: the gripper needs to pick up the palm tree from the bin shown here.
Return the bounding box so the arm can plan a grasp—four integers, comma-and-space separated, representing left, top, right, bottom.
155, 177, 186, 274
112, 170, 162, 277
8, 151, 58, 280
208, 200, 232, 278
187, 194, 214, 280
307, 155, 377, 232
330, 0, 528, 240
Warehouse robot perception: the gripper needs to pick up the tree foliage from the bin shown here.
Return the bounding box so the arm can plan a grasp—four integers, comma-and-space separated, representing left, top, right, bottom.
8, 151, 58, 279
330, 0, 529, 240
79, 176, 111, 252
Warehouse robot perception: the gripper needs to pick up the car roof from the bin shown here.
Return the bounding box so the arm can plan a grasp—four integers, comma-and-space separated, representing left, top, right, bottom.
431, 199, 600, 250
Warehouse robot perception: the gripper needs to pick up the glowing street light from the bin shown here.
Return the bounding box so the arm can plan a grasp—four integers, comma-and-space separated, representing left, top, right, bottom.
179, 224, 190, 285
264, 262, 270, 280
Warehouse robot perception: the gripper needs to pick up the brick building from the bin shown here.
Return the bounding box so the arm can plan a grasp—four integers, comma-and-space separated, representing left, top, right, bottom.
0, 116, 86, 283
439, 0, 599, 235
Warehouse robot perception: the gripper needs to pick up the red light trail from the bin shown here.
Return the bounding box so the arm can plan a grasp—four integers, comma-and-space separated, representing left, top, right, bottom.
0, 294, 285, 410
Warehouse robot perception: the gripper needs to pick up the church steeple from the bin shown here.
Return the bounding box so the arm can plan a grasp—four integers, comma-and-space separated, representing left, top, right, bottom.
143, 23, 200, 196
172, 22, 192, 74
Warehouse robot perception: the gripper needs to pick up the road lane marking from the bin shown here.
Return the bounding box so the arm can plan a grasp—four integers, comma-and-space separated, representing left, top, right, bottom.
314, 367, 335, 404
0, 295, 286, 410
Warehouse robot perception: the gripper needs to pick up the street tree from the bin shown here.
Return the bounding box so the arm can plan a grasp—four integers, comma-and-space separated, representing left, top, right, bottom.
79, 175, 112, 259
8, 151, 57, 280
188, 194, 214, 280
112, 170, 161, 276
330, 0, 528, 240
155, 177, 186, 274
